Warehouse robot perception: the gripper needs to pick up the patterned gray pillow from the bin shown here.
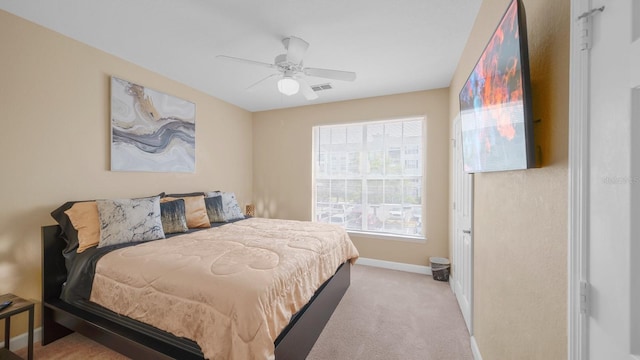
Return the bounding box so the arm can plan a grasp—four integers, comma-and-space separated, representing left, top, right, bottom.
204, 195, 227, 223
96, 196, 165, 248
220, 192, 245, 221
160, 198, 189, 234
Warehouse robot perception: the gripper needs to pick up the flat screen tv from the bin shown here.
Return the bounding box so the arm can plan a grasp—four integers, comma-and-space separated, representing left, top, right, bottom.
459, 0, 535, 173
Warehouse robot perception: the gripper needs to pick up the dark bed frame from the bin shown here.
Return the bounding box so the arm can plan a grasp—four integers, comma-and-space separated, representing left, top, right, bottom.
41, 225, 351, 359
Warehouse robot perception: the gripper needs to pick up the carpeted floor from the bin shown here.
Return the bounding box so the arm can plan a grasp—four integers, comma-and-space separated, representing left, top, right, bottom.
307, 265, 472, 360
15, 264, 472, 359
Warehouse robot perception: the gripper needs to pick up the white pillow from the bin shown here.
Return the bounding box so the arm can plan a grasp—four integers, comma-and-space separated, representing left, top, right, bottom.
96, 195, 165, 248
220, 192, 245, 221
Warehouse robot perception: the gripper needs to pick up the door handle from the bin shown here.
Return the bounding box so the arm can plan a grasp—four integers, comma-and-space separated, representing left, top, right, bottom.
462, 229, 471, 234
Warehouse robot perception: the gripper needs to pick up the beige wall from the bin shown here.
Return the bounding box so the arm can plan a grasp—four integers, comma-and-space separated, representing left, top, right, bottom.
1, 0, 571, 354
0, 10, 253, 338
449, 0, 569, 359
253, 89, 450, 266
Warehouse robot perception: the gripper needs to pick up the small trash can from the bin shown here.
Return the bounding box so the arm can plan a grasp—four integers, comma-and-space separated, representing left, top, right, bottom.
429, 257, 450, 282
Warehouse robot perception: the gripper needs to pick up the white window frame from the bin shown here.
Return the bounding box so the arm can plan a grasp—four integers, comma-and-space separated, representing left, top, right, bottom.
312, 117, 426, 241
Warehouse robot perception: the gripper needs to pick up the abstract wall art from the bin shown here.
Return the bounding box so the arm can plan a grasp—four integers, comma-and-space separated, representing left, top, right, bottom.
110, 77, 196, 172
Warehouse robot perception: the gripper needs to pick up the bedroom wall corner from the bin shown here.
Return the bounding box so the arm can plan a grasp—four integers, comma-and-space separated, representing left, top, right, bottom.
448, 0, 569, 359
0, 9, 253, 339
252, 89, 450, 267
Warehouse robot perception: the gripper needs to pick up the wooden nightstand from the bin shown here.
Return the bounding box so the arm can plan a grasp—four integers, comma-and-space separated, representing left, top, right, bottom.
0, 294, 34, 360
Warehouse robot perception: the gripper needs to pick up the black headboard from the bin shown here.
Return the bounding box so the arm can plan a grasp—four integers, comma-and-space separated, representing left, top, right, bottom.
41, 225, 67, 302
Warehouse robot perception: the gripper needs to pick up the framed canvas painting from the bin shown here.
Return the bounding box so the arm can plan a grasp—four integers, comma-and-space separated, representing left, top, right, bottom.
110, 76, 196, 172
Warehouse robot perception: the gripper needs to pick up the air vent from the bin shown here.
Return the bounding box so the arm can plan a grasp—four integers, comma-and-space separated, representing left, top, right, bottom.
311, 83, 333, 92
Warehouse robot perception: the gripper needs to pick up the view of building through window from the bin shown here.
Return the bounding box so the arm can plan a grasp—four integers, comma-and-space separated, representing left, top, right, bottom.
312, 117, 424, 237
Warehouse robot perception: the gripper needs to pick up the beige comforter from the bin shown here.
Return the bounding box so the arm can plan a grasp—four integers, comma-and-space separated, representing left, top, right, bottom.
89, 218, 359, 360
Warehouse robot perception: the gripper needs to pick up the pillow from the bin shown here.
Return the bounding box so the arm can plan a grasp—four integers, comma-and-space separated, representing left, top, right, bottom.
161, 195, 211, 229
220, 192, 245, 221
96, 196, 165, 248
51, 193, 166, 254
51, 201, 86, 255
51, 201, 88, 270
64, 201, 100, 253
204, 195, 227, 223
160, 198, 189, 234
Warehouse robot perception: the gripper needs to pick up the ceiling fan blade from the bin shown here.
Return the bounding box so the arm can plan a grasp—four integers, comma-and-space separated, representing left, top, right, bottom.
216, 55, 276, 69
245, 73, 280, 92
303, 67, 356, 81
284, 36, 309, 65
297, 78, 319, 100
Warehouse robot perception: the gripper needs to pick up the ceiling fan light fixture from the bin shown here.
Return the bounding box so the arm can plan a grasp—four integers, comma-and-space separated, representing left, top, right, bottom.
218, 36, 356, 100
277, 77, 299, 96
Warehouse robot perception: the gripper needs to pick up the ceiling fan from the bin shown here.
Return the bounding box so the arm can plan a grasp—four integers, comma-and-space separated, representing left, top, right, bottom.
216, 36, 357, 100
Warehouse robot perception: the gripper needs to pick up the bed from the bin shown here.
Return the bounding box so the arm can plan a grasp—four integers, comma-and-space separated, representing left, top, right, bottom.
41, 194, 359, 360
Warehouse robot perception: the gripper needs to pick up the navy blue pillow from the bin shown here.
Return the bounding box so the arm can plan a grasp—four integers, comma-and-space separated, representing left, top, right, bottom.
160, 198, 189, 234
204, 195, 227, 223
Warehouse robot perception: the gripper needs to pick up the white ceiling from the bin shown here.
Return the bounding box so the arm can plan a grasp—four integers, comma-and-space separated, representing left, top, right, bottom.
0, 0, 481, 112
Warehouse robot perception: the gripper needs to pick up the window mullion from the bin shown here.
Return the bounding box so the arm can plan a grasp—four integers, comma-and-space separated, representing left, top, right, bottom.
362, 125, 368, 231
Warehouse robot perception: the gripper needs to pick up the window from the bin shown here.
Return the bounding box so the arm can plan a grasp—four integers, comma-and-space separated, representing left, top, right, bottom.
312, 117, 424, 238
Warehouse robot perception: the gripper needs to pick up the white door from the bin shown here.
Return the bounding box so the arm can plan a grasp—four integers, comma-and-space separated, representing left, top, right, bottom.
452, 116, 473, 333
580, 0, 639, 358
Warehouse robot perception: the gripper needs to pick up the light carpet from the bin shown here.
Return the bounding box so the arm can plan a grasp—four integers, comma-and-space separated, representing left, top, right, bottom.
15, 264, 472, 359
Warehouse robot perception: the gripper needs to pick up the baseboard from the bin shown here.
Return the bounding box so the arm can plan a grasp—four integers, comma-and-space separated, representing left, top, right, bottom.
357, 257, 431, 275
0, 327, 42, 350
471, 335, 483, 360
